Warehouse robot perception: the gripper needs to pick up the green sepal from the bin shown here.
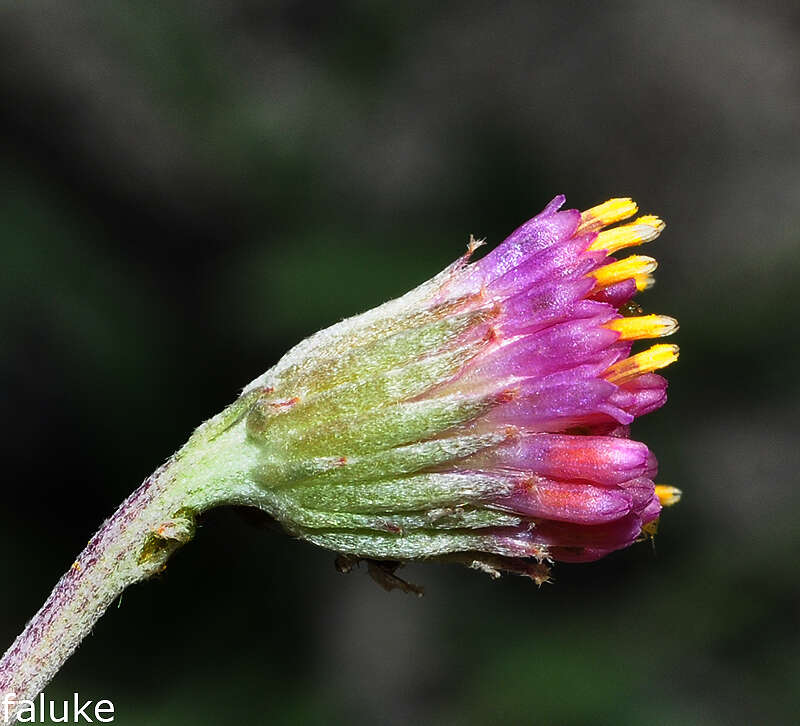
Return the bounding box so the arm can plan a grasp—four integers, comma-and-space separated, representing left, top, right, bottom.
293, 472, 512, 513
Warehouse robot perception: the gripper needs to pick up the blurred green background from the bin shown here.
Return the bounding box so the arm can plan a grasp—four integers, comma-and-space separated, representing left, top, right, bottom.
1, 2, 799, 724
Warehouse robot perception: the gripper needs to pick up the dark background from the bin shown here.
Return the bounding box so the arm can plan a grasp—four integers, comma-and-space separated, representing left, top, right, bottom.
1, 2, 798, 724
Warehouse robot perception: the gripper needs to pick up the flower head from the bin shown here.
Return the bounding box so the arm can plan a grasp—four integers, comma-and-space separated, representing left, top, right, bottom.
242, 195, 679, 582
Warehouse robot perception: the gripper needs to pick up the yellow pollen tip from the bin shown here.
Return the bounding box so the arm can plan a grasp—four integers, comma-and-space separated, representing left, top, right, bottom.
603, 343, 679, 384
655, 484, 682, 507
588, 215, 665, 255
588, 255, 658, 290
578, 198, 639, 233
604, 314, 679, 341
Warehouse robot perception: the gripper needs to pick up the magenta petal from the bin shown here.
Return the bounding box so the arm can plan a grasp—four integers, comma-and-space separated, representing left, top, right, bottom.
470, 208, 582, 283
497, 477, 633, 524
486, 378, 634, 430
540, 194, 567, 215
493, 511, 644, 553
528, 513, 644, 549
644, 450, 659, 479
640, 495, 662, 524
548, 546, 618, 563
619, 477, 658, 514
466, 320, 620, 382
610, 373, 669, 417
487, 234, 603, 299
497, 278, 598, 334
469, 434, 652, 486
590, 278, 638, 306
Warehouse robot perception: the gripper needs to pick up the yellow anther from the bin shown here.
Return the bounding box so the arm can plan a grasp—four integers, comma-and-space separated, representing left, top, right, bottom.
604, 314, 679, 341
655, 484, 682, 507
588, 215, 665, 255
588, 255, 658, 290
603, 343, 679, 384
632, 273, 656, 292
578, 198, 639, 233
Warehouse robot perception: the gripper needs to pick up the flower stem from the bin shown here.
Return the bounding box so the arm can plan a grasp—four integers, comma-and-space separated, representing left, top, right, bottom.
0, 400, 261, 725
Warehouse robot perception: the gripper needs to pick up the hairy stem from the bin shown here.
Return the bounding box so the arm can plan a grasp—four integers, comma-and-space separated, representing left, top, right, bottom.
0, 402, 260, 725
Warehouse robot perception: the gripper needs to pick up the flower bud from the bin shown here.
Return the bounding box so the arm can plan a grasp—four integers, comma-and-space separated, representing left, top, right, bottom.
237, 196, 678, 581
